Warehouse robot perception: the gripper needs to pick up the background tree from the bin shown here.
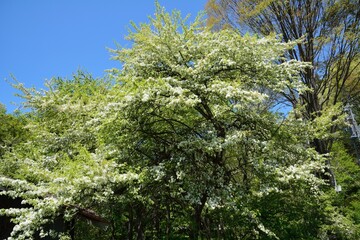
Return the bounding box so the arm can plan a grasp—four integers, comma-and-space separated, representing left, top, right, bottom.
206, 0, 360, 154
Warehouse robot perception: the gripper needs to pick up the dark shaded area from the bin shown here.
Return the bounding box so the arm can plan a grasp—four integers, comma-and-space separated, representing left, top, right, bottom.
0, 193, 110, 239
0, 195, 23, 239
0, 194, 69, 240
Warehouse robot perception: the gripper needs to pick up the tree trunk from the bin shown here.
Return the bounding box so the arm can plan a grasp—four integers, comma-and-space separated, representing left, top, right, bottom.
190, 193, 207, 239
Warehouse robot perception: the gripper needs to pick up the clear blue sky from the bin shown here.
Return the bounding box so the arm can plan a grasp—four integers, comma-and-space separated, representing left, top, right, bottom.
0, 0, 207, 113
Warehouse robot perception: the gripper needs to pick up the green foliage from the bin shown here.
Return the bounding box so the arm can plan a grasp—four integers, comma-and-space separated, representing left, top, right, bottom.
0, 104, 29, 159
329, 141, 360, 236
0, 73, 137, 239
0, 4, 355, 239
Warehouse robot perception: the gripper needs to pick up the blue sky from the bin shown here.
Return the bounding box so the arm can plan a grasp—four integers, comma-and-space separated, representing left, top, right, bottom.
0, 0, 207, 113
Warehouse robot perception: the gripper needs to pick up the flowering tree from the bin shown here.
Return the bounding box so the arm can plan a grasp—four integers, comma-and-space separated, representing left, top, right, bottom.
0, 5, 356, 240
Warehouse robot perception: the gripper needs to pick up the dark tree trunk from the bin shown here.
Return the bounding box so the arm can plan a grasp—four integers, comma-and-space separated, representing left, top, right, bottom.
190, 193, 207, 239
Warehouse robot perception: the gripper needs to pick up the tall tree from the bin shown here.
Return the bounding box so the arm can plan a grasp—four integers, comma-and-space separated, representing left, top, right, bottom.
206, 0, 360, 154
107, 5, 348, 239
